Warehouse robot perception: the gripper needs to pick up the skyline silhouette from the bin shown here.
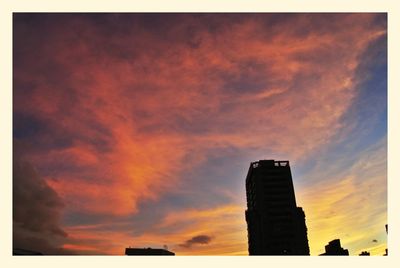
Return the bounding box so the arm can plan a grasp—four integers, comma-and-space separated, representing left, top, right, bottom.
12, 13, 387, 255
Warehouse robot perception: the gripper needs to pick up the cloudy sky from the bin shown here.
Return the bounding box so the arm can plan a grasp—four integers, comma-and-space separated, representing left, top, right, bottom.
13, 13, 387, 255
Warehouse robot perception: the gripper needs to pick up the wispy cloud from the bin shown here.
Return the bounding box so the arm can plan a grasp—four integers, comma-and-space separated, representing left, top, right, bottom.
298, 137, 387, 255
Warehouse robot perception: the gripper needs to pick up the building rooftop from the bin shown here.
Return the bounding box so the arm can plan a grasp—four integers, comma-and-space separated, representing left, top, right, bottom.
13, 248, 43, 255
125, 247, 175, 256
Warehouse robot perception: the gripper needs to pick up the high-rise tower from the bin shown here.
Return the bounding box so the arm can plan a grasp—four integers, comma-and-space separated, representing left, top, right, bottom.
245, 160, 309, 255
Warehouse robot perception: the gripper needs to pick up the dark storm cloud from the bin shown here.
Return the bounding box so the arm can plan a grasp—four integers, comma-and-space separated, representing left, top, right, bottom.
13, 140, 69, 254
179, 235, 213, 248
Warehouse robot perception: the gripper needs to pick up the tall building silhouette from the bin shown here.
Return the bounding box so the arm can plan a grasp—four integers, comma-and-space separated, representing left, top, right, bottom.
245, 160, 309, 255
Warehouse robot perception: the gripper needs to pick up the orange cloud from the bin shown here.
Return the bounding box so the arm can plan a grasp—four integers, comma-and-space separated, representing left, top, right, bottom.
14, 13, 387, 255
61, 204, 248, 255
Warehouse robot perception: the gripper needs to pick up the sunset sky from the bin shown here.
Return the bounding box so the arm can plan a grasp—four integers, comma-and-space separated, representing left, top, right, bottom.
13, 13, 387, 256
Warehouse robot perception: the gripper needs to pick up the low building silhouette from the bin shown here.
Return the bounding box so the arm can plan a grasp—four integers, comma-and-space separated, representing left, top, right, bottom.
359, 251, 370, 256
245, 160, 309, 255
319, 239, 349, 255
13, 248, 43, 255
125, 247, 175, 255
384, 224, 388, 256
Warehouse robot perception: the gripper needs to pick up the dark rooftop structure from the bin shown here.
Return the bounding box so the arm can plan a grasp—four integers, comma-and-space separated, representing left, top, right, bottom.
319, 239, 349, 255
13, 248, 43, 255
125, 247, 175, 255
245, 160, 310, 255
384, 224, 388, 256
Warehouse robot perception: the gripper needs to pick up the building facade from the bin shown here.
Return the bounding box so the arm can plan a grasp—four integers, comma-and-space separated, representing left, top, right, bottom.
245, 160, 310, 255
